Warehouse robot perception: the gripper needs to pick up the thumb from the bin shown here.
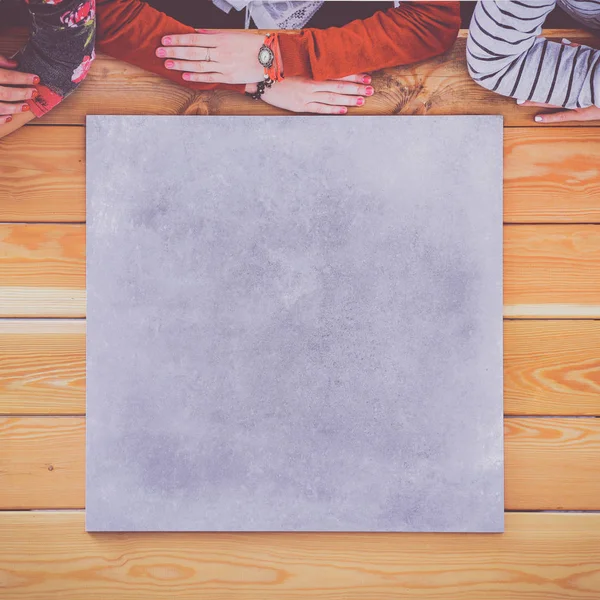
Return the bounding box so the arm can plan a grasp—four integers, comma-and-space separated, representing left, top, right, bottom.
534, 109, 578, 124
0, 54, 18, 69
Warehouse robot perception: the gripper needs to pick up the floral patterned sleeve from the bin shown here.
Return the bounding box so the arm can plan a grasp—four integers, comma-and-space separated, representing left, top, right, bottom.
16, 0, 96, 117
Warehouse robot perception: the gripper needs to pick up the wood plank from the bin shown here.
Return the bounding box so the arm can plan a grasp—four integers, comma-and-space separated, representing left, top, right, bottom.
0, 417, 85, 509
504, 321, 600, 416
2, 416, 599, 510
2, 30, 598, 126
504, 129, 600, 224
0, 126, 85, 223
0, 320, 85, 415
505, 417, 600, 511
503, 225, 600, 318
2, 320, 598, 416
3, 128, 597, 224
0, 225, 85, 317
2, 224, 600, 318
0, 512, 599, 599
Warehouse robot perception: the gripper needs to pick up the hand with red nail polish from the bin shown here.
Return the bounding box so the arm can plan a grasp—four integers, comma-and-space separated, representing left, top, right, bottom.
0, 53, 39, 123
258, 74, 371, 114
155, 30, 264, 84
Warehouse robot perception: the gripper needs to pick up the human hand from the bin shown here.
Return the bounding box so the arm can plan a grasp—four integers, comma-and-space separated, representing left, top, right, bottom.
516, 39, 600, 123
156, 30, 265, 85
518, 100, 600, 123
0, 54, 39, 124
254, 74, 374, 114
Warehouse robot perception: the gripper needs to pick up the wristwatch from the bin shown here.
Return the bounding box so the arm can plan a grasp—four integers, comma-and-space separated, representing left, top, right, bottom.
257, 35, 275, 70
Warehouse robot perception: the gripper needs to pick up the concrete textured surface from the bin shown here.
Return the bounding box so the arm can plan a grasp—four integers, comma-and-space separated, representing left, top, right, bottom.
86, 115, 504, 532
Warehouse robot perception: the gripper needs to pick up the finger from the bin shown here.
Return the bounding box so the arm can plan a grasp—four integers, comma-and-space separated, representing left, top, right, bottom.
181, 72, 226, 84
0, 67, 39, 86
0, 115, 14, 124
0, 85, 38, 102
314, 91, 366, 107
161, 33, 219, 48
517, 99, 557, 108
313, 80, 372, 97
0, 101, 31, 114
0, 54, 18, 69
165, 59, 218, 73
304, 102, 348, 115
534, 109, 581, 124
561, 38, 581, 47
334, 73, 372, 85
156, 46, 220, 62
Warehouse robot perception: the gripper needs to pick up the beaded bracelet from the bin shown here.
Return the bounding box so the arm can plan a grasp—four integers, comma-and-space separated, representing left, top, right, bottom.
246, 33, 284, 101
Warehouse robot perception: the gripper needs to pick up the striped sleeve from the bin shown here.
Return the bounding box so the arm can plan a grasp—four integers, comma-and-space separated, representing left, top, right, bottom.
466, 0, 600, 109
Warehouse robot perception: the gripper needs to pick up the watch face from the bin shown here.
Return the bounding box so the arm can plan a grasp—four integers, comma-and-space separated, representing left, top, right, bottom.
258, 46, 274, 68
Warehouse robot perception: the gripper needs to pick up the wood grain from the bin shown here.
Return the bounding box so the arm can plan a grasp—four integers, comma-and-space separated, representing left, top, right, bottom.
1, 30, 597, 127
2, 224, 600, 318
0, 126, 85, 223
0, 225, 85, 317
2, 127, 598, 224
504, 129, 600, 223
0, 417, 85, 509
505, 418, 600, 510
2, 320, 598, 416
1, 416, 599, 510
503, 225, 600, 318
0, 320, 85, 415
0, 511, 599, 599
504, 321, 600, 416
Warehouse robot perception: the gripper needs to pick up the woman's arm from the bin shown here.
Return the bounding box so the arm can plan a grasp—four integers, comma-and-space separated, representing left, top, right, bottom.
467, 0, 600, 109
17, 0, 96, 117
278, 1, 461, 80
95, 0, 244, 93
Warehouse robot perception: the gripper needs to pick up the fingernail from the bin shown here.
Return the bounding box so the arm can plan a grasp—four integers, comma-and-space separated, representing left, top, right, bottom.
562, 38, 571, 44
534, 116, 543, 123
182, 73, 191, 81
22, 103, 30, 112
165, 60, 174, 69
33, 75, 40, 84
356, 97, 365, 106
362, 75, 371, 84
365, 86, 374, 96
516, 99, 525, 105
31, 89, 39, 99
156, 48, 166, 58
339, 107, 347, 114
163, 36, 172, 45
5, 116, 13, 123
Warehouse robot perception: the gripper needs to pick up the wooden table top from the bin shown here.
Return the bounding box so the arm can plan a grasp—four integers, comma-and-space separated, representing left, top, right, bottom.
0, 29, 599, 599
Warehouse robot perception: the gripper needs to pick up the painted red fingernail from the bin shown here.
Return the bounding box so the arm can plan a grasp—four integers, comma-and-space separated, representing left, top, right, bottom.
163, 36, 172, 45
356, 97, 365, 106
182, 73, 191, 81
366, 86, 374, 96
5, 116, 13, 123
22, 104, 30, 112
33, 75, 40, 84
31, 90, 39, 99
156, 48, 166, 58
339, 107, 347, 114
362, 75, 371, 84
165, 60, 174, 69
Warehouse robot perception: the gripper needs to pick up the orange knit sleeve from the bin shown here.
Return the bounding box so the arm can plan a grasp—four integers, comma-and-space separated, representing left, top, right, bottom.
278, 1, 461, 81
95, 0, 244, 94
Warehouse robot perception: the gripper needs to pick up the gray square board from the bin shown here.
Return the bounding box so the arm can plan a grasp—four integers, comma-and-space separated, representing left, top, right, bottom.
86, 115, 504, 533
